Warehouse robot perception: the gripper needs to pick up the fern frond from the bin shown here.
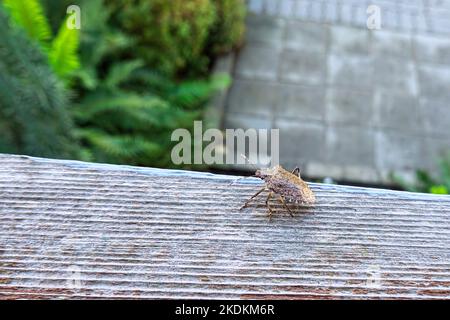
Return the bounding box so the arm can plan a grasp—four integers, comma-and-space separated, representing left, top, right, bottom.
75, 128, 162, 163
105, 60, 145, 89
128, 70, 231, 109
73, 92, 175, 130
73, 93, 168, 119
75, 67, 99, 90
3, 0, 52, 47
0, 6, 78, 159
48, 18, 80, 80
167, 73, 231, 109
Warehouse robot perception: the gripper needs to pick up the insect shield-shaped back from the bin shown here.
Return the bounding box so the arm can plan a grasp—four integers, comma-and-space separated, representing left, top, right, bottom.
262, 165, 315, 205
240, 161, 316, 217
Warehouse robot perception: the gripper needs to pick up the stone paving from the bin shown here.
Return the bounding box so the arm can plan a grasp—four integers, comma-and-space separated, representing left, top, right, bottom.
247, 0, 450, 35
220, 0, 450, 184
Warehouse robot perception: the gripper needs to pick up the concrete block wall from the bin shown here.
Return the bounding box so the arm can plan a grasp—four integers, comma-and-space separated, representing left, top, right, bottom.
221, 0, 450, 184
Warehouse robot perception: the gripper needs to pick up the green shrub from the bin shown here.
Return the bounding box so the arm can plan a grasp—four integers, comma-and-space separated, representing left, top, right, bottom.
108, 0, 216, 77
71, 0, 229, 168
40, 0, 74, 32
207, 0, 246, 55
1, 0, 235, 168
3, 0, 80, 83
392, 153, 450, 194
0, 6, 78, 158
108, 0, 246, 77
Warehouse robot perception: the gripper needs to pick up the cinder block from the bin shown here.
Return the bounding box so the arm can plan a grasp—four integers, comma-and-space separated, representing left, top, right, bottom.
235, 44, 280, 81
327, 54, 373, 90
310, 0, 324, 21
372, 30, 413, 59
294, 0, 310, 20
325, 125, 375, 166
340, 3, 354, 25
248, 0, 264, 14
330, 25, 370, 55
275, 118, 326, 165
223, 112, 272, 130
373, 90, 422, 132
372, 56, 418, 95
222, 112, 274, 169
413, 12, 429, 34
323, 1, 340, 23
267, 0, 282, 15
245, 14, 285, 47
433, 0, 450, 10
353, 4, 369, 28
380, 9, 399, 31
414, 34, 450, 65
431, 16, 450, 34
418, 98, 450, 138
226, 80, 279, 117
279, 0, 296, 17
417, 64, 450, 101
375, 129, 427, 171
279, 49, 326, 85
326, 88, 374, 125
284, 20, 328, 53
276, 84, 326, 121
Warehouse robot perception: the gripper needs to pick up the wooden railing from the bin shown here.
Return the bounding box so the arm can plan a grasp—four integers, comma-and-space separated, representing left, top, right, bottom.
0, 154, 449, 299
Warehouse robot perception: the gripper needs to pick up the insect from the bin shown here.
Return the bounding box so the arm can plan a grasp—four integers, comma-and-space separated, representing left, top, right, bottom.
239, 158, 316, 217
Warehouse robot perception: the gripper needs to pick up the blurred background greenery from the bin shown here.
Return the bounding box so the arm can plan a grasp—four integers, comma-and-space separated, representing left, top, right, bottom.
0, 0, 245, 168
392, 155, 450, 195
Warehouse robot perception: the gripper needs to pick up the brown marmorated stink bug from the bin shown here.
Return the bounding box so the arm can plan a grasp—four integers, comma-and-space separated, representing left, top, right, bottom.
239, 156, 316, 217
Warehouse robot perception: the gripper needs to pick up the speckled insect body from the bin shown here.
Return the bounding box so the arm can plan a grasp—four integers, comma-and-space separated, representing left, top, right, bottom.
240, 165, 315, 217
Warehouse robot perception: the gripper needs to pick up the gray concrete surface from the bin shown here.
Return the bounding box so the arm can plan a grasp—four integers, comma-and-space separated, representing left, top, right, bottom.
220, 0, 450, 184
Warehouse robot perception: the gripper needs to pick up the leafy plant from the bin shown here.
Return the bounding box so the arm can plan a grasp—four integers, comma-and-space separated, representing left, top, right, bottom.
40, 0, 74, 32
70, 0, 229, 168
108, 0, 246, 77
0, 6, 78, 158
2, 0, 80, 82
2, 0, 52, 46
1, 0, 235, 168
108, 0, 216, 77
48, 16, 80, 80
392, 153, 450, 194
207, 0, 246, 56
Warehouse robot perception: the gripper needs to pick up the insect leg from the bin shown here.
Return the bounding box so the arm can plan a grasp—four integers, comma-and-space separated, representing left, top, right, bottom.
265, 191, 274, 216
278, 195, 294, 217
240, 187, 266, 210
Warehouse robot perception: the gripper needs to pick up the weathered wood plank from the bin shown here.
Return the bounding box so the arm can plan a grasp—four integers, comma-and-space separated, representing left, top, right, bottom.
0, 154, 449, 299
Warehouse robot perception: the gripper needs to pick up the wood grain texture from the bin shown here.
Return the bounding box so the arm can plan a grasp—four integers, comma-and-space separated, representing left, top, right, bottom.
0, 154, 450, 299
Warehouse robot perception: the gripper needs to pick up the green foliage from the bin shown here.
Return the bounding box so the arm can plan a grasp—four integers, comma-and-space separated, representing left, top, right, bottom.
40, 0, 74, 32
0, 6, 78, 158
1, 0, 235, 168
392, 153, 450, 194
70, 0, 229, 168
207, 0, 246, 55
108, 0, 246, 77
108, 0, 216, 77
2, 0, 52, 47
3, 0, 80, 82
48, 17, 80, 80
